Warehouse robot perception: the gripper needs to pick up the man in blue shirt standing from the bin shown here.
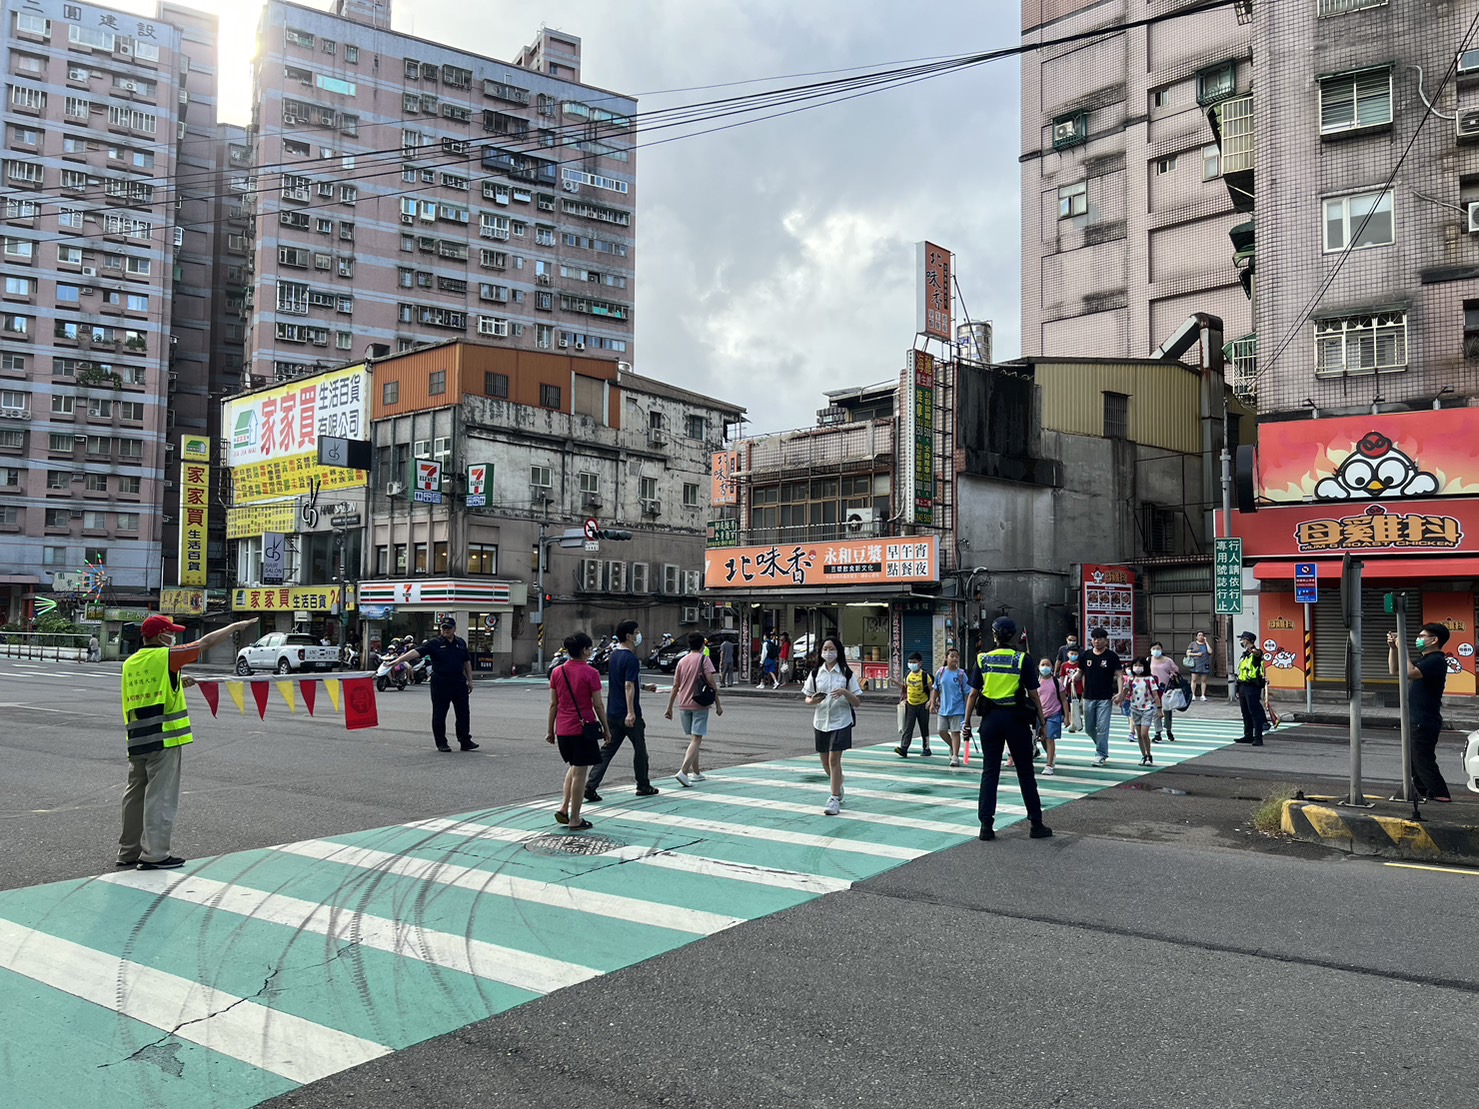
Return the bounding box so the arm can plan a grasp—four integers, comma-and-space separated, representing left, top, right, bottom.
585, 619, 661, 802
385, 616, 478, 753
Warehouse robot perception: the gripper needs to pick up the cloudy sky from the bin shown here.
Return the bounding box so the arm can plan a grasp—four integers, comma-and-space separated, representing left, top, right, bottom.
135, 0, 1024, 431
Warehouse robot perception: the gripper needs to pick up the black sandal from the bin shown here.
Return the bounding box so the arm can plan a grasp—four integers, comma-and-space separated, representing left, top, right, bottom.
569, 819, 593, 831
555, 810, 569, 825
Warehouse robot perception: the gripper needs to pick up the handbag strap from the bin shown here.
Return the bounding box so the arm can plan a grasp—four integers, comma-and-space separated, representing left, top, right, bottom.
558, 663, 591, 726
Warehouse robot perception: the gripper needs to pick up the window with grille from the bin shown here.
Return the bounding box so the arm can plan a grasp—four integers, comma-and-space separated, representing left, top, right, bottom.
1103, 392, 1129, 439
1315, 312, 1407, 375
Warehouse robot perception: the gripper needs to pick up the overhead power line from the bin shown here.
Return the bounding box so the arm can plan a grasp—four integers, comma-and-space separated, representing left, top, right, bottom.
11, 0, 1247, 252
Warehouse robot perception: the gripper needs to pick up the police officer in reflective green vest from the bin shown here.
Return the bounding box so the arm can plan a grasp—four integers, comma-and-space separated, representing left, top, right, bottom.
964, 616, 1053, 842
1234, 630, 1268, 747
119, 614, 257, 870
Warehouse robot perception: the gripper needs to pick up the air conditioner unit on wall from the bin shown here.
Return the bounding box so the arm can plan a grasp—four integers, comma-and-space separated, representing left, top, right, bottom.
385, 480, 405, 496
1468, 201, 1479, 234
681, 605, 698, 624
578, 558, 600, 591
1458, 107, 1479, 141
844, 507, 877, 535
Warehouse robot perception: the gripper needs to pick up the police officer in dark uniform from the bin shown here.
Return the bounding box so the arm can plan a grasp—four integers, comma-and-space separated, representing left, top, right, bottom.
385, 616, 479, 753
1234, 630, 1268, 747
963, 616, 1053, 842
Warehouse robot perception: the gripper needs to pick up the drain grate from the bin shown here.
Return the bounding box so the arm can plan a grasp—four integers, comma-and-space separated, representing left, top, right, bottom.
524, 832, 623, 856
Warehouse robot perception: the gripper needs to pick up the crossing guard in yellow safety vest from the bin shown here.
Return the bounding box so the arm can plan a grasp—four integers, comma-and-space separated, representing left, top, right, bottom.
117, 614, 258, 871
965, 616, 1054, 843
1234, 630, 1269, 747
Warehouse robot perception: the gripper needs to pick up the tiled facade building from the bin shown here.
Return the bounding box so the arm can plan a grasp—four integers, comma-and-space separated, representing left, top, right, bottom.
0, 0, 233, 614
1019, 0, 1253, 363
244, 0, 636, 387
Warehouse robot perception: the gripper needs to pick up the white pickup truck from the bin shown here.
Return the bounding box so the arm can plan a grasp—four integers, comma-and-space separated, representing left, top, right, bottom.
235, 633, 339, 675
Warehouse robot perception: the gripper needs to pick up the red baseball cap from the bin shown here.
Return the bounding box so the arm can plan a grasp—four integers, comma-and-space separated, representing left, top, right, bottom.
141, 615, 186, 639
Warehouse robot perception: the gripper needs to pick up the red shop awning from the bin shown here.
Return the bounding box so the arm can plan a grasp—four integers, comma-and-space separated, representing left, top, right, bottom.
1254, 557, 1479, 581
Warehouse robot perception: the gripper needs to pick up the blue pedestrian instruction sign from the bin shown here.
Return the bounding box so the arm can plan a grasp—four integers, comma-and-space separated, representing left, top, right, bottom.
1294, 561, 1318, 605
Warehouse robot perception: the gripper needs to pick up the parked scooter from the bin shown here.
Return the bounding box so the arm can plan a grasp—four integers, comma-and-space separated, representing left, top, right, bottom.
647, 633, 674, 669
545, 646, 570, 674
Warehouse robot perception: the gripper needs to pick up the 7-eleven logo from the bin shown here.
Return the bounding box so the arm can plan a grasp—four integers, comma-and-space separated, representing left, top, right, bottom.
415, 459, 442, 492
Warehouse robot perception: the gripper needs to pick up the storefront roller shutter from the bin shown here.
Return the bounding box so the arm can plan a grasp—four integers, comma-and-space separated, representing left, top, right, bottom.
1311, 591, 1399, 685
902, 611, 934, 671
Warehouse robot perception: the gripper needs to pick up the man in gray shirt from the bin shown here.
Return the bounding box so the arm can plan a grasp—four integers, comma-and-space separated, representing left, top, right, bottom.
718, 637, 736, 688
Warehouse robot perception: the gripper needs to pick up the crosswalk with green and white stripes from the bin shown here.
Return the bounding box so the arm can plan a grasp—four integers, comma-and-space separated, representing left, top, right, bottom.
0, 714, 1272, 1108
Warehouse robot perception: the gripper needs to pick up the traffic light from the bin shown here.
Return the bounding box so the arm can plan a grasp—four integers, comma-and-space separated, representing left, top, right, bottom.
543, 592, 554, 607
598, 529, 633, 541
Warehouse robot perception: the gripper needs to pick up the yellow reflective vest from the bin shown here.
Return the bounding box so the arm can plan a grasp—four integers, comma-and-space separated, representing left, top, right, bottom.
1237, 649, 1265, 685
976, 649, 1027, 707
121, 647, 193, 756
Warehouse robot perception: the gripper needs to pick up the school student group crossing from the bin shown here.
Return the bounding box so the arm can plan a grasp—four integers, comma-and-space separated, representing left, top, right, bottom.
0, 714, 1266, 1108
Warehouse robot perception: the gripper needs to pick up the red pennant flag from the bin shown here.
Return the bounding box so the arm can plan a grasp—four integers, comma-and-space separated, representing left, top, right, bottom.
342, 677, 379, 731
198, 681, 220, 718
299, 679, 317, 717
250, 680, 271, 720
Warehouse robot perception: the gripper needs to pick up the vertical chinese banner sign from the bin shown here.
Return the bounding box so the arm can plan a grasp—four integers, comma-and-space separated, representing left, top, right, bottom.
179, 435, 210, 587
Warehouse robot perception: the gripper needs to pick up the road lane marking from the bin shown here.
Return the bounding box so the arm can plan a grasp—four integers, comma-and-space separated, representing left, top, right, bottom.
96, 869, 600, 994
0, 916, 390, 1085
1383, 861, 1479, 877
270, 839, 742, 935
587, 805, 928, 859
407, 816, 853, 894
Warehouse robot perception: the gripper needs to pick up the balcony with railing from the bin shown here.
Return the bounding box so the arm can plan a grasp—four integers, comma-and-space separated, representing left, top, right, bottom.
1225, 333, 1256, 405
744, 418, 893, 475
1210, 93, 1254, 212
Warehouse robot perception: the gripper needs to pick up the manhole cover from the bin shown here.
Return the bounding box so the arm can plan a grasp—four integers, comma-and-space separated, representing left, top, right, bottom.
524, 832, 623, 856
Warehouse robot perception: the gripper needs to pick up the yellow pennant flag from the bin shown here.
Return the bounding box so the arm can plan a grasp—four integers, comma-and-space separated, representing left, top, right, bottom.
275, 681, 297, 714
323, 678, 342, 713
225, 680, 246, 715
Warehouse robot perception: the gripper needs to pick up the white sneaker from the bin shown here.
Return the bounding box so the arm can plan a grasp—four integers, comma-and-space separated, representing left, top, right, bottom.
824, 796, 840, 816
1043, 765, 1057, 776
675, 771, 692, 787
1092, 757, 1108, 767
949, 758, 961, 767
690, 771, 707, 781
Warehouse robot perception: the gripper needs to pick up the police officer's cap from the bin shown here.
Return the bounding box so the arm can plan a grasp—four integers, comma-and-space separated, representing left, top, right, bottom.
991, 616, 1018, 641
1239, 630, 1256, 643
439, 616, 457, 629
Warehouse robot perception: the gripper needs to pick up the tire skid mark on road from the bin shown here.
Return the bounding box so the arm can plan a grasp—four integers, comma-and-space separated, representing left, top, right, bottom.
0, 713, 1261, 1109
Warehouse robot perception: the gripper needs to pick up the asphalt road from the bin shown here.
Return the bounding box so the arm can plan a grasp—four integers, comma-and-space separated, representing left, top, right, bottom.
4, 658, 1477, 1108
0, 658, 886, 891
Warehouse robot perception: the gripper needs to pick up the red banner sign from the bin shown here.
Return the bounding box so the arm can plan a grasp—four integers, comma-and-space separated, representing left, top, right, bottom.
1234, 500, 1478, 559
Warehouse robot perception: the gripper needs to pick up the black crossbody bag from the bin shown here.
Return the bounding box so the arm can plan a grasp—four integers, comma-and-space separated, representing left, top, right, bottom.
559, 664, 605, 744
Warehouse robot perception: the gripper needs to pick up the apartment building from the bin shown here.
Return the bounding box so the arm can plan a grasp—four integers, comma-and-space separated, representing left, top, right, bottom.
1218, 0, 1479, 704
0, 0, 222, 618
244, 0, 636, 387
358, 344, 742, 671
1020, 0, 1253, 360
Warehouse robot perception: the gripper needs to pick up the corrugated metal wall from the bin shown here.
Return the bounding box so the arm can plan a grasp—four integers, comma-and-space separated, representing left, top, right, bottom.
1035, 360, 1203, 454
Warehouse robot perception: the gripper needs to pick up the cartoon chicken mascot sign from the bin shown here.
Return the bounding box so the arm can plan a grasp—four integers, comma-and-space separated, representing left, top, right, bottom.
1313, 431, 1440, 501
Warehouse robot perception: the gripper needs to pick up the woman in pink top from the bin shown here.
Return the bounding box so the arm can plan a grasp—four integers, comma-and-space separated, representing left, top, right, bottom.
665, 632, 723, 786
546, 631, 611, 830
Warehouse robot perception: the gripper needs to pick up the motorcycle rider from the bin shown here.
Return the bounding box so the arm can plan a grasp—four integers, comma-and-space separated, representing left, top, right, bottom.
383, 617, 478, 753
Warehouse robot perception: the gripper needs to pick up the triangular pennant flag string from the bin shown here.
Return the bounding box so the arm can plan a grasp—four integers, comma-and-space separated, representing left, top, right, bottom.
226, 680, 246, 715
324, 678, 342, 713
250, 681, 270, 720
299, 679, 317, 716
198, 681, 221, 718
275, 681, 297, 714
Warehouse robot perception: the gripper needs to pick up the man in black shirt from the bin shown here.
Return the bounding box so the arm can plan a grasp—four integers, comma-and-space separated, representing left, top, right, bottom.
386, 616, 478, 753
1389, 622, 1451, 802
1079, 627, 1122, 766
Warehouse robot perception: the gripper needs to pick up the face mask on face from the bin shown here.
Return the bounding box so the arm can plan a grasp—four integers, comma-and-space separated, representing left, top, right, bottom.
1067, 652, 1079, 662
908, 662, 920, 672
1039, 666, 1053, 677
822, 650, 838, 663
1415, 636, 1428, 651
1133, 666, 1144, 675
1151, 649, 1163, 658
634, 632, 643, 646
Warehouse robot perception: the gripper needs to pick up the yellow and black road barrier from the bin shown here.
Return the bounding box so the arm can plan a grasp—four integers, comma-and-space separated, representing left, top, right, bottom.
1282, 800, 1479, 867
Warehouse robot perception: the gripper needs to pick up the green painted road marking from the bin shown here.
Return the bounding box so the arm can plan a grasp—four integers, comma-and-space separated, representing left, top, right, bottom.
0, 713, 1262, 1108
